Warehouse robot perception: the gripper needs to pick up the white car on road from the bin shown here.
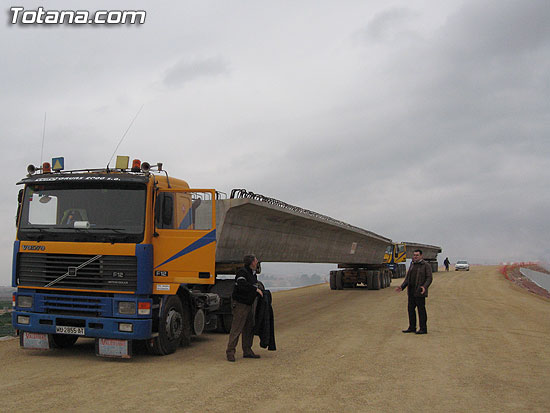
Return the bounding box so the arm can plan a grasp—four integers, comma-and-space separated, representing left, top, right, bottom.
455, 260, 470, 271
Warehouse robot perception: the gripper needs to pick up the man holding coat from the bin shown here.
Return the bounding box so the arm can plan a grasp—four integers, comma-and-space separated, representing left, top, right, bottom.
226, 254, 263, 362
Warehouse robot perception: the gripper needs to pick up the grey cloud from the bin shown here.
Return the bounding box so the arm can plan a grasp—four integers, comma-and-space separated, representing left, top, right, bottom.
362, 8, 419, 41
2, 1, 550, 284
163, 56, 230, 87
443, 0, 550, 60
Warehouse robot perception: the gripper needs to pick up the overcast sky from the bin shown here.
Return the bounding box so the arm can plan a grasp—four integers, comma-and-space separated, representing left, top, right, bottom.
1, 0, 549, 285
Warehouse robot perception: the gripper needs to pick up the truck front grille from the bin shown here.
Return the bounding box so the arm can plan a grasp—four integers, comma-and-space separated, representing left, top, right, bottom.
43, 295, 105, 317
17, 253, 137, 292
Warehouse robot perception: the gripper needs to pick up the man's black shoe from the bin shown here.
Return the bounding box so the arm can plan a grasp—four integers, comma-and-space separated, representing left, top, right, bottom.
243, 353, 261, 359
415, 330, 428, 335
402, 329, 416, 333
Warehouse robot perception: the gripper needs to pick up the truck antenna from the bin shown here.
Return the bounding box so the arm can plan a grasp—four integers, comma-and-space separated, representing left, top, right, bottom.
40, 112, 47, 166
107, 104, 144, 169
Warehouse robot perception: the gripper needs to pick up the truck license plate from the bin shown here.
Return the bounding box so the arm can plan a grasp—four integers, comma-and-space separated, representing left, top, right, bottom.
56, 326, 85, 335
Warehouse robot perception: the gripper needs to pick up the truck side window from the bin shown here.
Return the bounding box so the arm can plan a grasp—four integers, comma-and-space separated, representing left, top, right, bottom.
155, 193, 174, 229
157, 191, 212, 231
175, 192, 212, 230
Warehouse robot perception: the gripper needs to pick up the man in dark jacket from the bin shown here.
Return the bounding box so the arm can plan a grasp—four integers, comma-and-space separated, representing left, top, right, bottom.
395, 249, 433, 334
226, 254, 263, 362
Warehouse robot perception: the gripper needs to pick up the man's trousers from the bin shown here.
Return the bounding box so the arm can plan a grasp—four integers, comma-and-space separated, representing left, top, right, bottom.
408, 295, 427, 331
226, 301, 254, 357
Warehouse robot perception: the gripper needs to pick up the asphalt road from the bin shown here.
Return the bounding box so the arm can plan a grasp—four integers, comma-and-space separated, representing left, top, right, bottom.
1, 266, 549, 412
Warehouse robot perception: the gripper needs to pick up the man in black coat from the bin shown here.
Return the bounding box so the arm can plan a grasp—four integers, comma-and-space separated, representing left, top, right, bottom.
395, 249, 433, 334
226, 254, 263, 362
444, 257, 450, 272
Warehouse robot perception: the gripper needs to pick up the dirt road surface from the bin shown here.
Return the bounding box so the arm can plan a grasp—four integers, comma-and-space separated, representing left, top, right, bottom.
2, 266, 550, 412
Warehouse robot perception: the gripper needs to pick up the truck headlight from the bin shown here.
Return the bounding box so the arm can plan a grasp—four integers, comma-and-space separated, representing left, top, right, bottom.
118, 323, 133, 332
17, 295, 33, 308
118, 301, 136, 315
17, 315, 30, 324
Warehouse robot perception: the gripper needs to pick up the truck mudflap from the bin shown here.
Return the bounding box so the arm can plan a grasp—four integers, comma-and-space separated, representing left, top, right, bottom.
20, 331, 52, 350
95, 338, 132, 359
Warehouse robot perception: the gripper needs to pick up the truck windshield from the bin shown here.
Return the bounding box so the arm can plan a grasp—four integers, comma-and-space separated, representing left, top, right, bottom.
18, 182, 147, 243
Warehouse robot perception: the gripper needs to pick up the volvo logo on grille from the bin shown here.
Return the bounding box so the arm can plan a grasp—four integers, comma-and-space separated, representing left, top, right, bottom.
23, 245, 45, 251
68, 267, 77, 277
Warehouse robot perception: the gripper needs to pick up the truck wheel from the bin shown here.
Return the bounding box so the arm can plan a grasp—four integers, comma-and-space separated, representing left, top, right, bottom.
50, 334, 78, 348
329, 272, 337, 290
367, 271, 374, 290
335, 271, 344, 290
149, 295, 191, 355
372, 271, 381, 290
216, 313, 233, 333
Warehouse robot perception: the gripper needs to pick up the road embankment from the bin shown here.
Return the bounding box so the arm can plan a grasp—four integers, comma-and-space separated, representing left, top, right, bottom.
1, 266, 550, 412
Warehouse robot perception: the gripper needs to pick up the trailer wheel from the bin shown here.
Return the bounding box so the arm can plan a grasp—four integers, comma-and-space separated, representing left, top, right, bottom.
372, 271, 381, 290
50, 334, 78, 348
335, 271, 344, 290
149, 295, 191, 355
329, 272, 337, 290
366, 271, 374, 290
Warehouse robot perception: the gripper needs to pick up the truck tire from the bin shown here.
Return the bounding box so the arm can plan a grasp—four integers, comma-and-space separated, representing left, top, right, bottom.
382, 270, 391, 288
215, 313, 233, 333
50, 334, 78, 348
372, 271, 381, 290
399, 264, 407, 278
329, 272, 337, 290
335, 271, 344, 290
366, 270, 375, 290
148, 295, 191, 355
215, 315, 226, 333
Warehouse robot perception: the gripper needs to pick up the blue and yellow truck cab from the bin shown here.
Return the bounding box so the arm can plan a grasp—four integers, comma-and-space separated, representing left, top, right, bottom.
12, 157, 220, 357
383, 243, 407, 278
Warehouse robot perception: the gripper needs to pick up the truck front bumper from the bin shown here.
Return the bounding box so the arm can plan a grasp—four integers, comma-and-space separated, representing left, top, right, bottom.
13, 311, 152, 340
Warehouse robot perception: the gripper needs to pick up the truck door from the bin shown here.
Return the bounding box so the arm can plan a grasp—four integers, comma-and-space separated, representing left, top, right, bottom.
152, 189, 216, 285
395, 243, 406, 262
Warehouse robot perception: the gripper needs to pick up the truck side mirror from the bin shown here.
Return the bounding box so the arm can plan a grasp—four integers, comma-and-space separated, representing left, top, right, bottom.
16, 189, 23, 226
